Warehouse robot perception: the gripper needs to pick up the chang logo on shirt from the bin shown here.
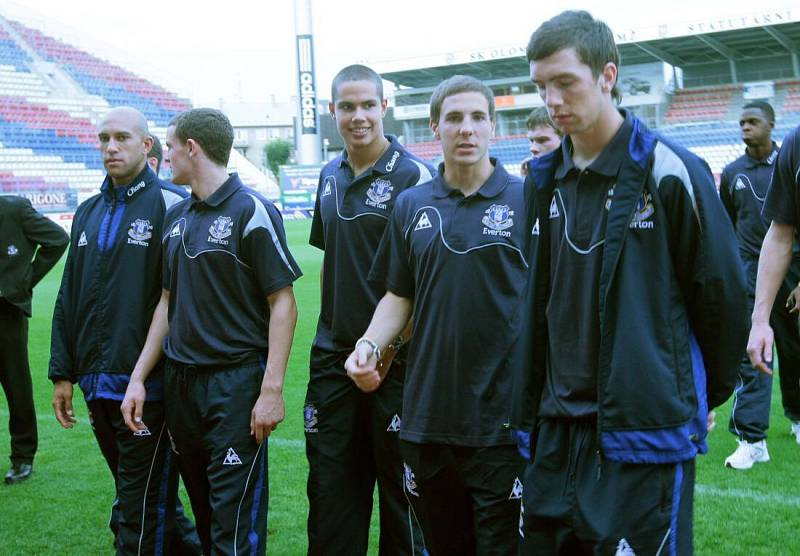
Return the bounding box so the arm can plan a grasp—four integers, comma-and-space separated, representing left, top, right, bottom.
482, 203, 514, 237
7, 244, 19, 256
385, 150, 400, 172
366, 178, 393, 209
322, 176, 334, 197
127, 218, 153, 247
208, 216, 233, 245
629, 191, 655, 230
767, 149, 778, 165
127, 180, 146, 197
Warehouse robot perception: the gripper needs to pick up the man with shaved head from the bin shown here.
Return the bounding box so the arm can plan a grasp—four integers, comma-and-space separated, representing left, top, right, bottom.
50, 106, 201, 555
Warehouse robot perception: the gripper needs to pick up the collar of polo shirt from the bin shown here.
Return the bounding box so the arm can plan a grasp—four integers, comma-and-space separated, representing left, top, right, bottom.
339, 135, 401, 176
744, 142, 779, 169
100, 164, 154, 203
432, 158, 508, 200
556, 111, 634, 180
190, 173, 241, 209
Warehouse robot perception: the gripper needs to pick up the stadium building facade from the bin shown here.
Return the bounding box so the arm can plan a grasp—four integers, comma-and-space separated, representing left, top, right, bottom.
374, 7, 800, 178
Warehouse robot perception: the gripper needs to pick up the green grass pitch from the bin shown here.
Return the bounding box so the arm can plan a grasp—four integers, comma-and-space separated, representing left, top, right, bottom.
1, 219, 798, 554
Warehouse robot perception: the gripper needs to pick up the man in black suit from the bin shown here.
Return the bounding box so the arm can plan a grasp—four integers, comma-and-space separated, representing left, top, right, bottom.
0, 195, 68, 484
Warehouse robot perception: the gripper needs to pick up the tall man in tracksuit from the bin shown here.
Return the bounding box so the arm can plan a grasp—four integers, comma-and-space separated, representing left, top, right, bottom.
306, 64, 433, 555
121, 108, 301, 555
347, 75, 527, 555
0, 195, 68, 484
719, 100, 800, 469
511, 11, 748, 554
50, 107, 201, 554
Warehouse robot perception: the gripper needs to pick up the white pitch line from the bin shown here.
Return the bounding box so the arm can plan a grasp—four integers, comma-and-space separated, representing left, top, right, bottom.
695, 484, 800, 507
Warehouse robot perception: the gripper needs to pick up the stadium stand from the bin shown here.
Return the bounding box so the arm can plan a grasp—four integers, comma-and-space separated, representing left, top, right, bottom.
779, 79, 800, 114
7, 19, 191, 127
0, 12, 280, 216
665, 85, 741, 124
0, 24, 31, 72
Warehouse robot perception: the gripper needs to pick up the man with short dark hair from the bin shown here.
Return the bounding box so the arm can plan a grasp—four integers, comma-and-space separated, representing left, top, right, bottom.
50, 106, 201, 554
147, 135, 163, 175
511, 10, 747, 554
719, 101, 800, 468
1, 195, 67, 484
520, 106, 562, 177
347, 74, 527, 555
122, 108, 301, 555
306, 64, 432, 555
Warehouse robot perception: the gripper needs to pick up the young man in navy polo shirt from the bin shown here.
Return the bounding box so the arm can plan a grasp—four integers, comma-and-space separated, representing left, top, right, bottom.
346, 75, 527, 555
121, 108, 301, 555
512, 11, 747, 554
50, 106, 200, 554
719, 101, 800, 468
306, 64, 432, 555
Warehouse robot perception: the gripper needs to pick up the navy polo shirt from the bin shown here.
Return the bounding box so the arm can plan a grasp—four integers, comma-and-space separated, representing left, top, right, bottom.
539, 118, 632, 419
764, 126, 800, 229
370, 160, 527, 447
719, 143, 780, 259
162, 173, 302, 367
309, 136, 434, 370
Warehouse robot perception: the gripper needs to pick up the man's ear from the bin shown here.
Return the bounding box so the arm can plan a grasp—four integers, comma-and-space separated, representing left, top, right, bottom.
430, 120, 439, 140
600, 62, 618, 95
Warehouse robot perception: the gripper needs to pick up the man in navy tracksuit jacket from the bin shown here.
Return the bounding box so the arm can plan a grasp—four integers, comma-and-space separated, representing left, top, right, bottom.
49, 107, 200, 555
511, 11, 748, 555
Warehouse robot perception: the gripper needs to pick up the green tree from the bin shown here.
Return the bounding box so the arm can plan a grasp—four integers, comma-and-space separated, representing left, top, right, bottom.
264, 139, 292, 179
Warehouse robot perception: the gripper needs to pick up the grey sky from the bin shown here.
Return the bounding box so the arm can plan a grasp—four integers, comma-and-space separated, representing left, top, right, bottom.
1, 0, 793, 107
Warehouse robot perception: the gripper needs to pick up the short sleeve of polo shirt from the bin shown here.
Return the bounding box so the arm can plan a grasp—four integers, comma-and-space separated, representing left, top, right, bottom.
309, 177, 324, 250
369, 197, 414, 299
764, 128, 799, 227
241, 199, 303, 296
161, 207, 181, 292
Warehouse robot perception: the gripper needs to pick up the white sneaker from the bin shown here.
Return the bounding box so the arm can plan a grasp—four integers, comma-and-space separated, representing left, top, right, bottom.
791, 422, 800, 445
724, 439, 770, 470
